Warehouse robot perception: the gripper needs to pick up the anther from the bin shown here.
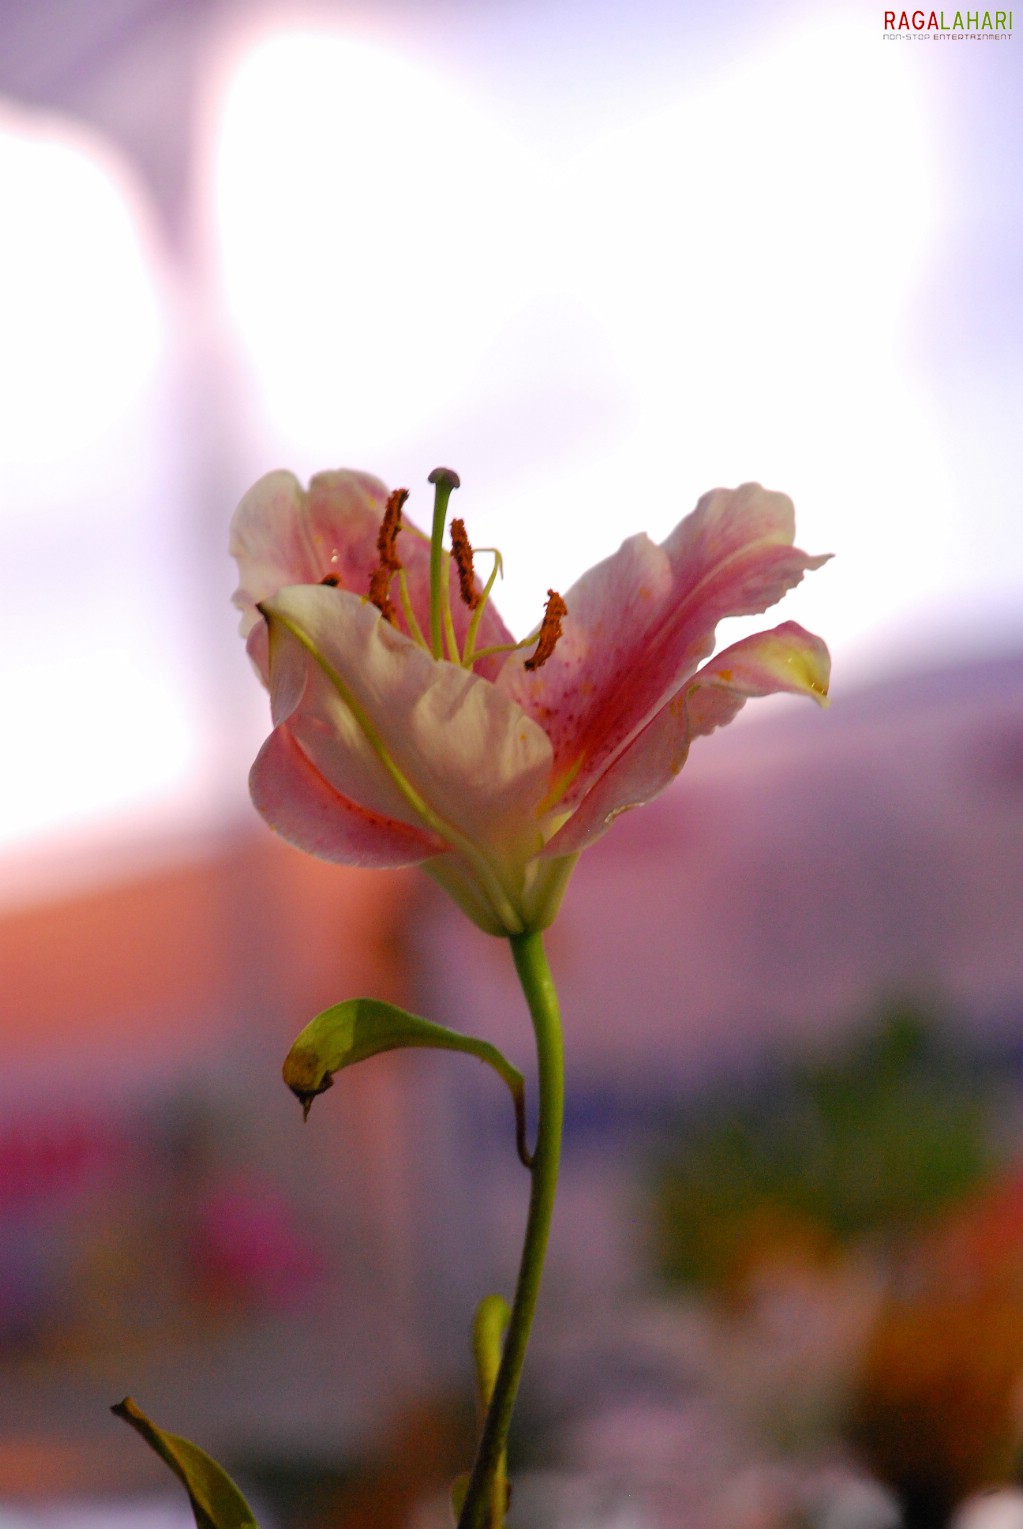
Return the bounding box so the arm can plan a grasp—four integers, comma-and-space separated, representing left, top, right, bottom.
449, 517, 481, 610
377, 487, 408, 571
368, 565, 396, 624
320, 573, 340, 587
524, 590, 567, 671
368, 487, 409, 625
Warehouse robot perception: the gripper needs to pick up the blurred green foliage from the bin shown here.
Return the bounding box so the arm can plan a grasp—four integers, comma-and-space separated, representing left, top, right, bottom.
652, 1007, 998, 1293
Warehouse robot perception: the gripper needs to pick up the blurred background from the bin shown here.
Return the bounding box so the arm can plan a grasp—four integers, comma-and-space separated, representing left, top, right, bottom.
0, 1, 1020, 1525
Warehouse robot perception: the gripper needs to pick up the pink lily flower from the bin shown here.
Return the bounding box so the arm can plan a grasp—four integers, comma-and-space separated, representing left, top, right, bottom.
231, 470, 830, 936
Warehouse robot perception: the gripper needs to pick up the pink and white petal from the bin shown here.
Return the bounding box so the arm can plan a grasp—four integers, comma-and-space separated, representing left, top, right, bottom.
543, 622, 830, 857
250, 726, 446, 868
304, 469, 394, 589
502, 484, 829, 806
662, 484, 820, 618
245, 616, 270, 687
689, 621, 830, 710
539, 689, 695, 857
262, 585, 554, 870
230, 469, 389, 636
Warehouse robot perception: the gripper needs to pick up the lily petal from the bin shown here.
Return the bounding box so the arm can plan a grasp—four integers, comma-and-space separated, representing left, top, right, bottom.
231, 469, 389, 637
260, 585, 555, 927
688, 619, 831, 710
503, 484, 830, 810
543, 622, 830, 855
251, 726, 446, 867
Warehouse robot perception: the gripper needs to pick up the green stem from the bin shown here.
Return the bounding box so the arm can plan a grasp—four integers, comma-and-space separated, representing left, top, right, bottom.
456, 929, 565, 1529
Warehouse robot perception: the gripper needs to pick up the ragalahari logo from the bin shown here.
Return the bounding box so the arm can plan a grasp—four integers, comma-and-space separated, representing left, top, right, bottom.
883, 8, 1013, 34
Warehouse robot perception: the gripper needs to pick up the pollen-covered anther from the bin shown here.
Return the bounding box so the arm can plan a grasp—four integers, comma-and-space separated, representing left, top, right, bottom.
368, 565, 396, 624
368, 487, 409, 624
525, 590, 567, 671
449, 517, 481, 610
377, 487, 408, 570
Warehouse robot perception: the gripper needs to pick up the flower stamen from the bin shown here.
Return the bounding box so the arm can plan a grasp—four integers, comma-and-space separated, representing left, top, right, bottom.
450, 518, 481, 611
462, 549, 504, 668
524, 590, 567, 671
379, 487, 408, 567
396, 567, 428, 649
368, 487, 409, 625
368, 565, 396, 624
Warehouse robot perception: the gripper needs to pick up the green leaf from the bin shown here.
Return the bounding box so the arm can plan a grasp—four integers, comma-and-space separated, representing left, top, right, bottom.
283, 997, 531, 1166
112, 1397, 259, 1529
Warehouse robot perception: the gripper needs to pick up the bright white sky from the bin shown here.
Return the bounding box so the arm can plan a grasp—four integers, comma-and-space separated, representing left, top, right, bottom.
1, 1, 1020, 868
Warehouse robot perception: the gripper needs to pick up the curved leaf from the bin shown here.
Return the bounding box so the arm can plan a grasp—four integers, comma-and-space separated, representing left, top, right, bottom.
112, 1397, 259, 1529
283, 997, 531, 1166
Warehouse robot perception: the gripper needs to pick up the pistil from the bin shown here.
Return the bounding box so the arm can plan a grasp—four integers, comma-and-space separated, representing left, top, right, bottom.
427, 467, 461, 659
